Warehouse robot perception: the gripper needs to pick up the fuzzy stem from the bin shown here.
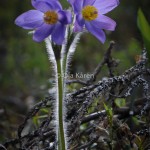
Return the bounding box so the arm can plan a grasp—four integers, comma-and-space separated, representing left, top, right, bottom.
57, 59, 66, 150
45, 31, 81, 149
45, 38, 66, 149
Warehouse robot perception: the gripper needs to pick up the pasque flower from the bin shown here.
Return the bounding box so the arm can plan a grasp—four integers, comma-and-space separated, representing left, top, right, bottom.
15, 0, 72, 44
68, 0, 119, 43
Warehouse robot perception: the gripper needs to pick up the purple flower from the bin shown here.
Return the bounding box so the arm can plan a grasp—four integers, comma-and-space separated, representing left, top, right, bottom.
15, 0, 72, 44
68, 0, 119, 43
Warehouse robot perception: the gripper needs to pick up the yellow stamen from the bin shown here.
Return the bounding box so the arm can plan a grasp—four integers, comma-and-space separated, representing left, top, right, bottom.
44, 11, 58, 24
82, 5, 98, 21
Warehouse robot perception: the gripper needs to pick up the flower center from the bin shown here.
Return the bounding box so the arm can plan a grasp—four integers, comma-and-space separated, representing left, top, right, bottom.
82, 5, 98, 21
44, 11, 58, 24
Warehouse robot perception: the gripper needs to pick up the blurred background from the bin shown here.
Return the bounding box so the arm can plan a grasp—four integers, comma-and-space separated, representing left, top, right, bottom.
0, 0, 150, 143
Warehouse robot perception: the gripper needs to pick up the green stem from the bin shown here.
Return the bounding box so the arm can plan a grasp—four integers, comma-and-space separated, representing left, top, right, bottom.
57, 59, 66, 150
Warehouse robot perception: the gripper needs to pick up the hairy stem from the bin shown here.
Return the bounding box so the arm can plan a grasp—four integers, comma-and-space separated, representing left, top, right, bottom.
57, 59, 66, 150
45, 38, 66, 149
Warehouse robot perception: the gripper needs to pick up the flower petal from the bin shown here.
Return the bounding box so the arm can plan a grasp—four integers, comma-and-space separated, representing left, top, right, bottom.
74, 20, 83, 32
68, 0, 83, 14
85, 21, 106, 43
51, 23, 66, 45
74, 14, 84, 32
76, 14, 84, 26
83, 0, 96, 7
93, 0, 119, 14
68, 0, 75, 4
15, 10, 43, 29
92, 15, 116, 31
32, 0, 62, 12
58, 10, 72, 24
51, 0, 62, 11
33, 23, 54, 42
31, 0, 52, 12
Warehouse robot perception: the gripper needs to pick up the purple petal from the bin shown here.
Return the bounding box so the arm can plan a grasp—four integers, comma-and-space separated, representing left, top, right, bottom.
92, 15, 116, 31
51, 0, 62, 10
32, 0, 62, 12
32, 1, 51, 12
83, 0, 96, 7
76, 14, 84, 26
68, 0, 75, 4
33, 23, 54, 42
58, 10, 72, 24
15, 10, 43, 29
74, 20, 84, 32
74, 14, 84, 32
68, 0, 83, 14
45, 0, 62, 10
85, 21, 106, 43
33, 0, 62, 10
93, 0, 119, 14
51, 23, 66, 45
